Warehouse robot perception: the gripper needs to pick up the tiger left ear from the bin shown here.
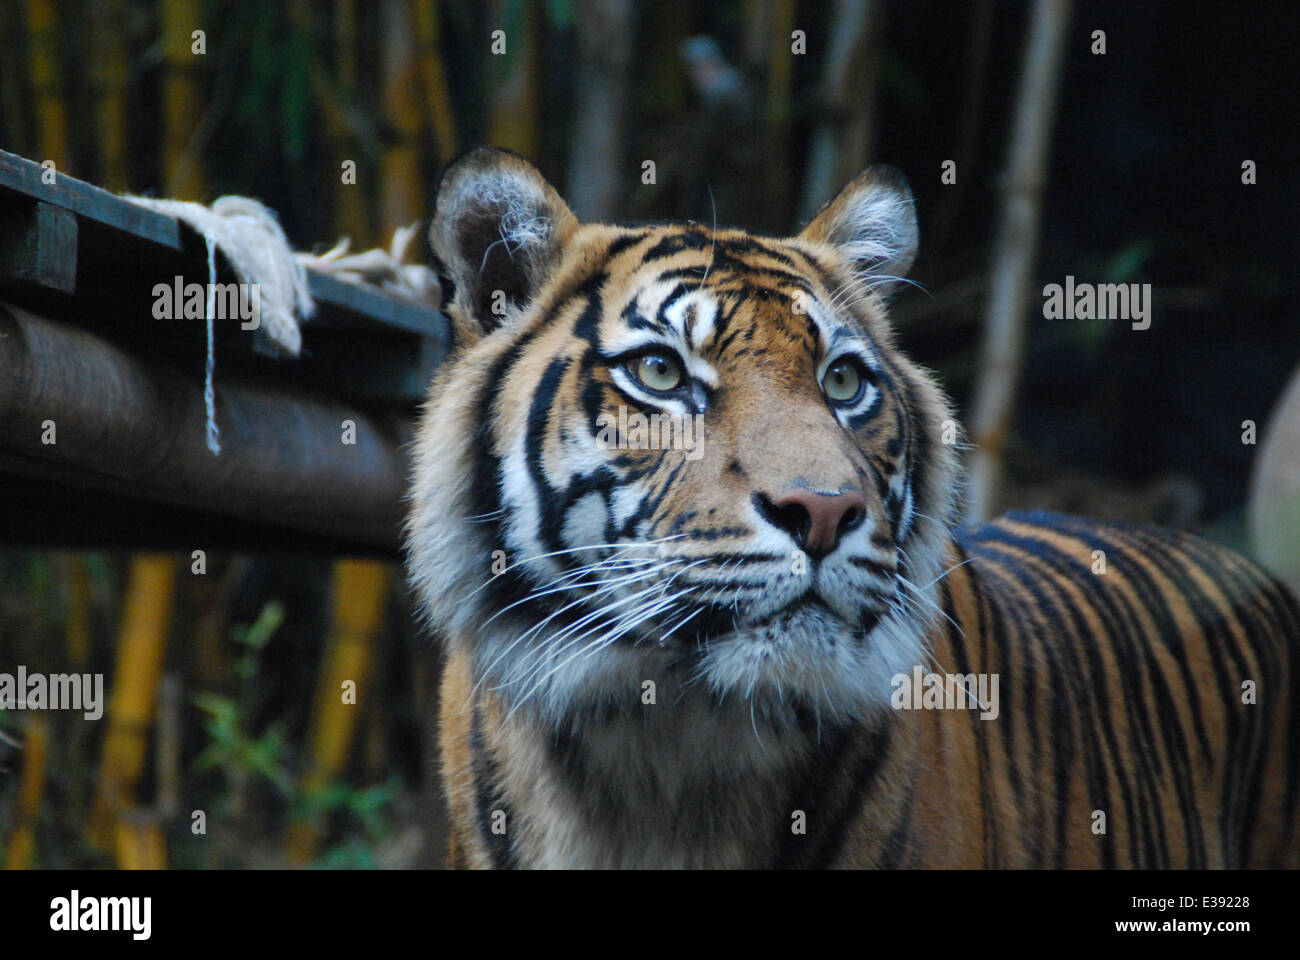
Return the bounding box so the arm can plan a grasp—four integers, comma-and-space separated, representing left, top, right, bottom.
430, 147, 578, 338
798, 165, 919, 296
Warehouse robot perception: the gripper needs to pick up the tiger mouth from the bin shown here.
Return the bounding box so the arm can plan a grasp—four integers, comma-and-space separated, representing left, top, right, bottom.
688, 592, 884, 640
754, 594, 883, 633
763, 594, 838, 622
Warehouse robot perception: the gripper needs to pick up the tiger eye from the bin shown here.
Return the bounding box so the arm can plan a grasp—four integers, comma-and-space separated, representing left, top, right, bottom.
822, 358, 862, 403
635, 352, 684, 392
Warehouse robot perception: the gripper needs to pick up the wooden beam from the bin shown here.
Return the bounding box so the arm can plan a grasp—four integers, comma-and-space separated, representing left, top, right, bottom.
0, 470, 400, 555
308, 271, 448, 342
0, 303, 410, 551
0, 148, 181, 249
0, 148, 452, 407
0, 199, 78, 293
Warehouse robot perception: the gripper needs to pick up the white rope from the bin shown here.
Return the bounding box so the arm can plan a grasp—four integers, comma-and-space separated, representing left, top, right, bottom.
125, 194, 316, 456
125, 194, 314, 356
203, 233, 221, 455
297, 223, 442, 307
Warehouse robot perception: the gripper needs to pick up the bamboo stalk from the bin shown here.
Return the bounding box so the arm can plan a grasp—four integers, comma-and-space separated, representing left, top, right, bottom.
108, 675, 172, 869
156, 673, 182, 821
88, 555, 177, 851
330, 0, 370, 246
380, 0, 425, 235
414, 0, 459, 168
488, 0, 539, 159
567, 0, 633, 221
4, 716, 48, 869
798, 0, 883, 222
760, 0, 797, 230
62, 554, 91, 668
24, 0, 68, 168
189, 561, 228, 694
161, 0, 205, 198
965, 0, 1073, 522
285, 559, 391, 864
115, 813, 167, 869
91, 0, 131, 191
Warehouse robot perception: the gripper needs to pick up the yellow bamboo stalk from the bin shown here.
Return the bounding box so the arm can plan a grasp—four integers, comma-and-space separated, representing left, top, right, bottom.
380, 0, 425, 235
115, 814, 167, 870
488, 0, 538, 158
60, 554, 92, 669
414, 0, 459, 167
766, 0, 797, 120
161, 0, 205, 198
328, 0, 370, 246
24, 0, 68, 167
88, 555, 177, 851
285, 559, 391, 864
4, 717, 48, 869
91, 0, 131, 191
190, 573, 229, 693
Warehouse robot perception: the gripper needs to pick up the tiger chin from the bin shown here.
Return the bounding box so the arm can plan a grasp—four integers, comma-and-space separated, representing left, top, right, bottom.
406, 147, 1300, 869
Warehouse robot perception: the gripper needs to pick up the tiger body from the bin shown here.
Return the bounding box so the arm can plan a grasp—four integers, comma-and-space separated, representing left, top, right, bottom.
408, 148, 1300, 869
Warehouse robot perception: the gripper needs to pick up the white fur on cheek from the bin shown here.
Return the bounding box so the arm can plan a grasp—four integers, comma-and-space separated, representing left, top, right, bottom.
405, 356, 503, 643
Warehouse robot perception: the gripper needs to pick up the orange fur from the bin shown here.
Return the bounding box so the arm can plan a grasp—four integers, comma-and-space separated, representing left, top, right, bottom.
409, 150, 1300, 869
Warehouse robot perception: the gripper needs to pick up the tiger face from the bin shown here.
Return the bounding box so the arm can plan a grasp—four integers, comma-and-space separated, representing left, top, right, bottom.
408, 148, 960, 726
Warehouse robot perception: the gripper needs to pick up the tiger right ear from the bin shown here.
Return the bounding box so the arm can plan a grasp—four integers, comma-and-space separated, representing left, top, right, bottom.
430, 147, 578, 338
798, 165, 919, 298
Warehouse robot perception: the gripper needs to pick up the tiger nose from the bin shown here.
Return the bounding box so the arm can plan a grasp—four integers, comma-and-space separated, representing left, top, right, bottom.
756, 488, 868, 559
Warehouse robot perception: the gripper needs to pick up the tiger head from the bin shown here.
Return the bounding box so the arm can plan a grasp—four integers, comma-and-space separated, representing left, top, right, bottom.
408, 148, 961, 726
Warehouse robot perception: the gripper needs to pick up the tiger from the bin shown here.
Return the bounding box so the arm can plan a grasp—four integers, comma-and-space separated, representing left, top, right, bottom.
406, 147, 1300, 869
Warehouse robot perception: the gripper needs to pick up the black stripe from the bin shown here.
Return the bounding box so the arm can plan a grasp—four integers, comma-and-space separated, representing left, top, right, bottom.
605, 231, 650, 260
1083, 524, 1217, 867
962, 530, 1122, 866
525, 355, 577, 556
981, 526, 1163, 867
469, 701, 519, 869
939, 574, 1001, 866
1143, 526, 1281, 866
848, 556, 898, 577
771, 724, 891, 869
